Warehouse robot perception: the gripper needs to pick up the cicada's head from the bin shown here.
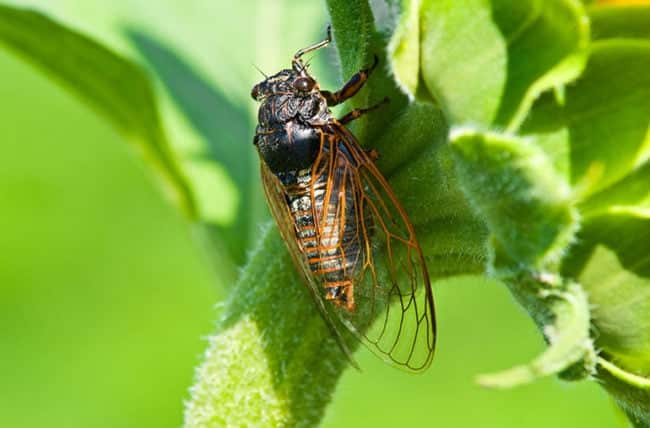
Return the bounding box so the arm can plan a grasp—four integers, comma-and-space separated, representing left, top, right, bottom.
252, 26, 330, 102
250, 67, 318, 101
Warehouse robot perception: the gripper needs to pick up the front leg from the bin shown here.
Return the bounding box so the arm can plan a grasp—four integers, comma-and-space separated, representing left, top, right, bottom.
321, 55, 379, 106
338, 97, 389, 125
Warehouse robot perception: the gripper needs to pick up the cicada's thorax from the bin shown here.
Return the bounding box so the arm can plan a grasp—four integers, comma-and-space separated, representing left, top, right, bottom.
253, 85, 366, 310
253, 81, 331, 175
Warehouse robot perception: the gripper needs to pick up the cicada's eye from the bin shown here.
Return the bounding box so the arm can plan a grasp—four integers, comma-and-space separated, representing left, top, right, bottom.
251, 85, 261, 100
292, 77, 315, 93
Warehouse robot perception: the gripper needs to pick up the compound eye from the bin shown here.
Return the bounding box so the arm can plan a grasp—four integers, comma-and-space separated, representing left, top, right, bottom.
251, 86, 260, 100
293, 77, 315, 92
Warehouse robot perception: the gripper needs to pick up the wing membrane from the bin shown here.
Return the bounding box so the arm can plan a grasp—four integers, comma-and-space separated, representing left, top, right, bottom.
325, 123, 436, 372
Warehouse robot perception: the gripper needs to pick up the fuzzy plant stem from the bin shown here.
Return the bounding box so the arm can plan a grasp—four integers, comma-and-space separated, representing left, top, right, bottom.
184, 224, 350, 427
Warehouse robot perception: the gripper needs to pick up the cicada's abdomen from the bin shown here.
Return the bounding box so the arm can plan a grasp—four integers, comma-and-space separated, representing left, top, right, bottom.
280, 163, 368, 311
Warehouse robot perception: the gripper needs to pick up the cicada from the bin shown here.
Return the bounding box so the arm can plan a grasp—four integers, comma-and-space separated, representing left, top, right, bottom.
251, 27, 436, 371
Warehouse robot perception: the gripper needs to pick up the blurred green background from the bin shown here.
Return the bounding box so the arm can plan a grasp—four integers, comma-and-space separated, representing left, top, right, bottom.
0, 1, 620, 427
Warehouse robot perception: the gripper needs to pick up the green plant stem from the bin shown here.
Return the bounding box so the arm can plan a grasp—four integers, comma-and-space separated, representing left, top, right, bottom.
597, 358, 650, 428
184, 225, 349, 427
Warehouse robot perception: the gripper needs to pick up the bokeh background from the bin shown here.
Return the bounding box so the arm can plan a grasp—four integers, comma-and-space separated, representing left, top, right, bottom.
0, 1, 621, 427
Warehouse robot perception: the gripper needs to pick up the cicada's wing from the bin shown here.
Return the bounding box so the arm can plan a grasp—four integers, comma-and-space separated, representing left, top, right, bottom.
318, 123, 437, 372
259, 159, 358, 367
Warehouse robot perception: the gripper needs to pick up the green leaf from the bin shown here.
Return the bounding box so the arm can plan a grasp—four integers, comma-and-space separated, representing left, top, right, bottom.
418, 0, 507, 124
511, 8, 650, 422
563, 216, 650, 426
399, 0, 589, 129
124, 29, 255, 264
564, 216, 650, 373
375, 105, 487, 275
450, 129, 578, 267
450, 129, 596, 386
490, 0, 589, 129
387, 0, 422, 98
0, 4, 196, 218
589, 4, 650, 41
522, 40, 650, 197
579, 160, 650, 218
477, 280, 594, 388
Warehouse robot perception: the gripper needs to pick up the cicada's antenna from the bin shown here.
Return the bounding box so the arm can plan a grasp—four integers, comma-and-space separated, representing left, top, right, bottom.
252, 63, 268, 79
292, 25, 332, 73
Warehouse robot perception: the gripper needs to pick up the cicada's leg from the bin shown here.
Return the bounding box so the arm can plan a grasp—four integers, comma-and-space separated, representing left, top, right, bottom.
365, 149, 379, 161
322, 55, 379, 106
293, 26, 332, 71
338, 97, 389, 125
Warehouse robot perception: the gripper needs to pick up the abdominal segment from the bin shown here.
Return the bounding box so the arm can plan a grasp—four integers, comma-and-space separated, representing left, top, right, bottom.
283, 166, 367, 311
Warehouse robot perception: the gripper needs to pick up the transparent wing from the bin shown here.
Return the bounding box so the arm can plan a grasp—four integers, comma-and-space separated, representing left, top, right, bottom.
321, 123, 437, 372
